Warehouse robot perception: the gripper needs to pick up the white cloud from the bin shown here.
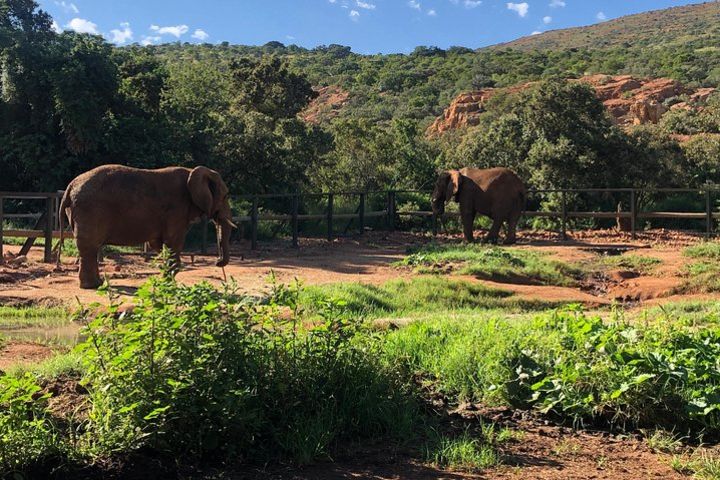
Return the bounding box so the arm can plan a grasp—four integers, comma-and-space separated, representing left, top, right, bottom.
329, 0, 337, 2
51, 20, 63, 33
464, 0, 482, 8
110, 22, 133, 44
549, 0, 565, 7
55, 1, 79, 14
507, 2, 529, 17
150, 24, 189, 38
349, 9, 360, 20
141, 35, 162, 46
356, 0, 375, 9
191, 29, 209, 41
596, 11, 607, 21
543, 15, 552, 24
408, 0, 421, 10
427, 8, 437, 15
531, 30, 542, 35
65, 18, 98, 34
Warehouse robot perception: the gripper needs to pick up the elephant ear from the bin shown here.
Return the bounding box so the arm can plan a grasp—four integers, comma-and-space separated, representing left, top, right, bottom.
445, 170, 462, 203
188, 166, 222, 217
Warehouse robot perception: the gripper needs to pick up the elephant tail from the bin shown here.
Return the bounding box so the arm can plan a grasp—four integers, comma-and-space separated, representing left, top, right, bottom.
56, 187, 73, 267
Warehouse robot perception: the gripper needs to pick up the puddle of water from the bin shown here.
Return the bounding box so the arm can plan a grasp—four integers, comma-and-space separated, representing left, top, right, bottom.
581, 247, 635, 257
1, 323, 83, 346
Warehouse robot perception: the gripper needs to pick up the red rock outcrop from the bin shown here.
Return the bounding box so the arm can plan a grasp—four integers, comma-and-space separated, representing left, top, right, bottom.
301, 86, 350, 124
427, 75, 715, 136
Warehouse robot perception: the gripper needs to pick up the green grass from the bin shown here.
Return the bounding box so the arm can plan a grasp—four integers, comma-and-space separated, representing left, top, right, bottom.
3, 351, 84, 379
425, 429, 500, 471
599, 254, 662, 274
638, 301, 720, 327
398, 243, 582, 286
0, 307, 70, 329
300, 277, 561, 320
643, 429, 684, 454
676, 243, 720, 293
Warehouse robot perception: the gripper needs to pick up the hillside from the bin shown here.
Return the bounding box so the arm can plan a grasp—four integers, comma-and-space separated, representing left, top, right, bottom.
494, 1, 720, 51
427, 75, 716, 135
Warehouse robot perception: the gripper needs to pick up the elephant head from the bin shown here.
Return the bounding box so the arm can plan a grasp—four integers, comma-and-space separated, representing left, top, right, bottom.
188, 166, 234, 267
431, 170, 462, 216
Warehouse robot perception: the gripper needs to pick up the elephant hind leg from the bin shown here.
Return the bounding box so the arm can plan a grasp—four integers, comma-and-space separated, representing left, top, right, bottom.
503, 212, 522, 245
76, 238, 102, 289
484, 218, 502, 245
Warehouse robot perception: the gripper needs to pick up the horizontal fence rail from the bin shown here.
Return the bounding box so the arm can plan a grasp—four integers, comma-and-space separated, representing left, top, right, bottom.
0, 187, 718, 261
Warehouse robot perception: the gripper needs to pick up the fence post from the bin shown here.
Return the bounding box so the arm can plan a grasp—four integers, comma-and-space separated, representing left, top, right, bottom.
0, 197, 3, 262
561, 190, 567, 240
292, 194, 299, 248
201, 217, 208, 254
359, 193, 365, 234
44, 195, 53, 263
251, 196, 258, 250
706, 189, 713, 239
387, 191, 396, 231
327, 193, 334, 242
630, 189, 637, 240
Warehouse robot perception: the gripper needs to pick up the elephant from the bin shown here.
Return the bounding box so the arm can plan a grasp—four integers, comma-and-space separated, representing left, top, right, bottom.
58, 164, 234, 289
431, 167, 526, 244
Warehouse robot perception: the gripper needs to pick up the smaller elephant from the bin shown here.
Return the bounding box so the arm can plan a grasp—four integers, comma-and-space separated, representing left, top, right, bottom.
431, 167, 526, 244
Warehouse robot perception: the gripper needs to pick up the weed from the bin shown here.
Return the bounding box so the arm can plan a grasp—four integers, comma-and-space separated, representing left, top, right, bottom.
600, 254, 662, 274
425, 428, 500, 471
644, 429, 684, 454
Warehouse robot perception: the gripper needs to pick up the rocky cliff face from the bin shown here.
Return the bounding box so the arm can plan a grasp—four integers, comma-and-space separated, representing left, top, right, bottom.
301, 86, 350, 125
426, 75, 715, 136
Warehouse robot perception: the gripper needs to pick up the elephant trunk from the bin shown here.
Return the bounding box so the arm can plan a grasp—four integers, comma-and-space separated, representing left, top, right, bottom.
215, 219, 232, 267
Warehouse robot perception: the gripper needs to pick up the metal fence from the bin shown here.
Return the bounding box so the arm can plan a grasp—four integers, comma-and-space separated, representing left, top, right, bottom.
0, 187, 718, 262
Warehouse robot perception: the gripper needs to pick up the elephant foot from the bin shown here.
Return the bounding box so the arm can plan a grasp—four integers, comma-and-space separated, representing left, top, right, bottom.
503, 238, 517, 245
80, 279, 103, 290
483, 237, 499, 245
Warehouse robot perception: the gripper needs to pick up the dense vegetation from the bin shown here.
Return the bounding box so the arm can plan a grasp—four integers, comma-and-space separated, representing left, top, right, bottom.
6, 250, 720, 476
2, 0, 720, 203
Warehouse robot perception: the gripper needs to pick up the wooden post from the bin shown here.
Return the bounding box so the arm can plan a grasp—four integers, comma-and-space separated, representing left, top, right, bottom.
327, 193, 334, 242
387, 191, 396, 231
358, 193, 365, 234
292, 194, 299, 248
0, 197, 4, 262
561, 190, 567, 241
251, 196, 258, 250
201, 217, 209, 254
630, 189, 637, 240
44, 196, 53, 263
706, 189, 713, 238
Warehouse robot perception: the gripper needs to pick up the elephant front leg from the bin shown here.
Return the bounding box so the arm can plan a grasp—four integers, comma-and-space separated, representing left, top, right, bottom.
504, 215, 520, 245
484, 219, 502, 245
461, 210, 476, 243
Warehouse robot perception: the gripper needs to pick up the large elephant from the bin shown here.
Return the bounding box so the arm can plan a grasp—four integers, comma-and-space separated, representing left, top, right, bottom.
59, 165, 234, 289
431, 167, 526, 244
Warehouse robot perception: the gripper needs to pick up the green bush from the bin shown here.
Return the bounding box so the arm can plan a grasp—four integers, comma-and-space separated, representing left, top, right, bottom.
0, 374, 59, 473
384, 307, 720, 433
77, 273, 420, 463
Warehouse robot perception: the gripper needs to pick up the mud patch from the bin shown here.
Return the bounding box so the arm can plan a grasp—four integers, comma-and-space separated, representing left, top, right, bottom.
0, 341, 55, 370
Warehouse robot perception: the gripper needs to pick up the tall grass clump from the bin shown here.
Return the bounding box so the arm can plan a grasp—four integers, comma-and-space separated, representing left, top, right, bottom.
384, 306, 720, 435
76, 270, 420, 464
399, 243, 581, 286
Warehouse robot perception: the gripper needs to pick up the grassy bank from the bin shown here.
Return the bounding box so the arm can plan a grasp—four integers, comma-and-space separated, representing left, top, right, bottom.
397, 243, 582, 286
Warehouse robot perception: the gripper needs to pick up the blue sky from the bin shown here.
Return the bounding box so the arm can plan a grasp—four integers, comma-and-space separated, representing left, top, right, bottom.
38, 0, 703, 54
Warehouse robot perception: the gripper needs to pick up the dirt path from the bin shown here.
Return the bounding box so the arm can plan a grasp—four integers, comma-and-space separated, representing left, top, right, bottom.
0, 230, 713, 308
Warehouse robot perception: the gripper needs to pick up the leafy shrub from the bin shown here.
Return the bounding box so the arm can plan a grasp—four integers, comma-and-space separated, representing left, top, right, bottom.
384, 307, 720, 434
0, 374, 58, 474
77, 272, 420, 463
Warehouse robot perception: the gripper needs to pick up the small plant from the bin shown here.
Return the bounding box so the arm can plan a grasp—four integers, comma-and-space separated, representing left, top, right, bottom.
425, 428, 500, 471
644, 429, 684, 454
600, 254, 662, 274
